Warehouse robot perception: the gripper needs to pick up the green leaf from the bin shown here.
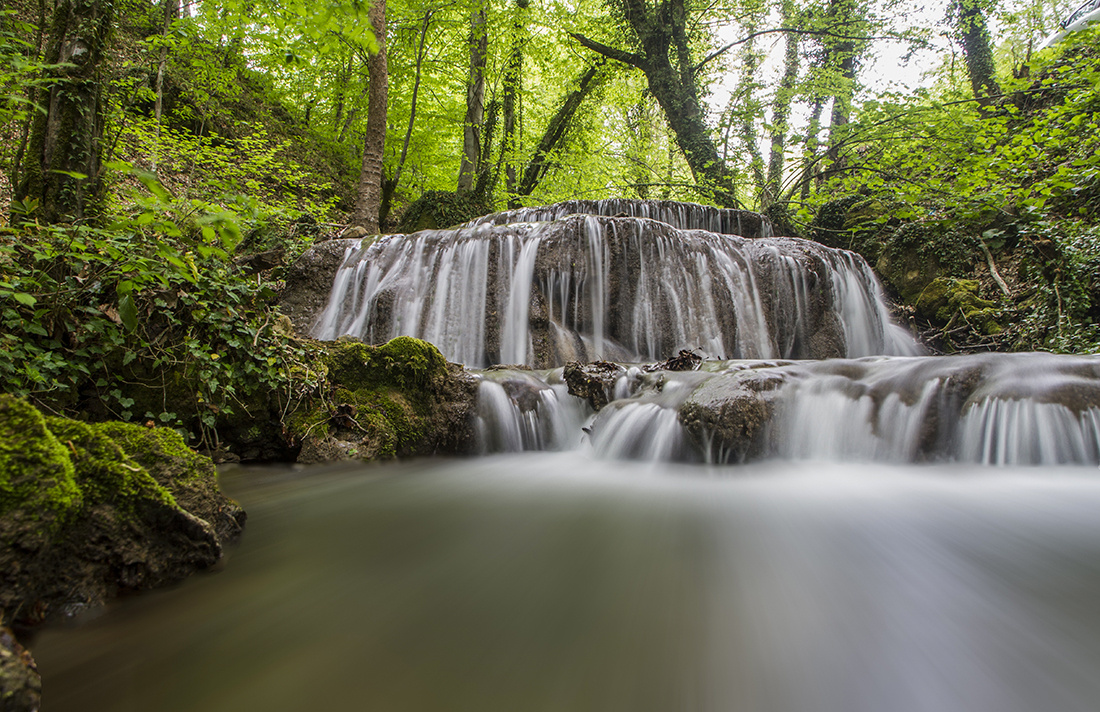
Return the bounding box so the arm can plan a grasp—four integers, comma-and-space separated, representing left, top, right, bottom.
119, 294, 139, 332
12, 292, 36, 307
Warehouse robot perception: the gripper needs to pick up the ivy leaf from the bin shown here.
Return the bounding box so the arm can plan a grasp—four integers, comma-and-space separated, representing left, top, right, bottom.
119, 294, 139, 332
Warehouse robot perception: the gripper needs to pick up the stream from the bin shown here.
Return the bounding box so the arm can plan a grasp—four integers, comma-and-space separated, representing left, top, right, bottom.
32, 200, 1100, 710
32, 455, 1100, 712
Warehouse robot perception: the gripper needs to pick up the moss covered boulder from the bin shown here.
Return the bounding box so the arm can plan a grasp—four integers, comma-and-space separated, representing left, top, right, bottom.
289, 336, 478, 463
915, 277, 1003, 335
0, 395, 244, 628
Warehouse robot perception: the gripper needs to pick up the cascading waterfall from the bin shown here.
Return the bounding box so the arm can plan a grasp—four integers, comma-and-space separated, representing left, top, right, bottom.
463, 198, 773, 238
311, 211, 918, 367
474, 352, 1100, 466
297, 198, 1100, 467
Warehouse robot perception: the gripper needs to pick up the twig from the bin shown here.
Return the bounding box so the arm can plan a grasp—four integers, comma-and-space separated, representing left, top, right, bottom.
976, 237, 1011, 297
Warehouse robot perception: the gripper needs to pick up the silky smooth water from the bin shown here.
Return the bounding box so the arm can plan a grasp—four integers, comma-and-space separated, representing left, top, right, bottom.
32, 455, 1100, 712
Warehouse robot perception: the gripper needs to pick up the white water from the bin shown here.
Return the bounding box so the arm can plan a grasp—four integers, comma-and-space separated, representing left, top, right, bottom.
464, 197, 774, 238
310, 210, 918, 367
475, 353, 1100, 466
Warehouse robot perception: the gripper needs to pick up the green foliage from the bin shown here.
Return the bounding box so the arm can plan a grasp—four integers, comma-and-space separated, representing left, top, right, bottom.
0, 172, 322, 447
794, 28, 1100, 351
0, 9, 56, 129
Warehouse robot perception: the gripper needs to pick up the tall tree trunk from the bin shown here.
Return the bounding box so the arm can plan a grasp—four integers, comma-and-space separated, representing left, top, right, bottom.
573, 0, 741, 206
350, 0, 388, 232
516, 62, 607, 198
502, 0, 529, 207
15, 0, 114, 224
381, 8, 432, 225
766, 0, 800, 205
953, 0, 1001, 104
457, 2, 488, 194
736, 30, 766, 200
153, 0, 180, 176
824, 48, 857, 170
798, 97, 826, 202
822, 0, 862, 170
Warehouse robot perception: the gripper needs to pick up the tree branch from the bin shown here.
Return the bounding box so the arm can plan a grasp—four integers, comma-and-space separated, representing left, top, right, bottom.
570, 33, 646, 69
694, 27, 921, 73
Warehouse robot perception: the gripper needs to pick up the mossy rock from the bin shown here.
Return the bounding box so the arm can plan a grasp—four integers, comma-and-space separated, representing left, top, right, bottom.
810, 195, 896, 262
44, 417, 179, 516
0, 396, 82, 537
876, 222, 976, 304
96, 422, 246, 543
0, 398, 240, 628
916, 277, 1003, 334
323, 335, 448, 392
289, 336, 477, 464
396, 190, 492, 232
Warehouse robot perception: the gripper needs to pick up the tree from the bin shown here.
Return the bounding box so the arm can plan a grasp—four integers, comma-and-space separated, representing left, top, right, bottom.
766, 0, 801, 204
350, 0, 388, 232
572, 0, 742, 206
951, 0, 1002, 104
457, 1, 488, 194
15, 0, 114, 224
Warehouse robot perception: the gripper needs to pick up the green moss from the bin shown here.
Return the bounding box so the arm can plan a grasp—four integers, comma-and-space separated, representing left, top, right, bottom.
96, 422, 211, 484
287, 337, 452, 461
0, 395, 82, 526
396, 190, 492, 233
375, 336, 448, 390
44, 418, 178, 515
322, 336, 447, 392
916, 277, 1003, 334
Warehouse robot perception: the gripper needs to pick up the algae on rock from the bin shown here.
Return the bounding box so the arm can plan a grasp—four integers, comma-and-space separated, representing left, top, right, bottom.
0, 395, 243, 627
288, 336, 478, 464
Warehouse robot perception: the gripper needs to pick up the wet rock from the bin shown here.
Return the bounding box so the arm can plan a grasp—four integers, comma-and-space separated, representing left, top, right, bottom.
287, 337, 479, 463
563, 361, 627, 411
644, 349, 702, 373
678, 370, 785, 462
279, 237, 363, 335
0, 397, 241, 628
0, 627, 40, 712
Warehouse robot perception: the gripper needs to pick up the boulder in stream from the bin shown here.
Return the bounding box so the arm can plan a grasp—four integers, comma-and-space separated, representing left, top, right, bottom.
0, 395, 245, 628
288, 336, 479, 464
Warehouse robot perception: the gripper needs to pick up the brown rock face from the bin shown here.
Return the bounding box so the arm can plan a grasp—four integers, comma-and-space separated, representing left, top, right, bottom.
563, 361, 627, 411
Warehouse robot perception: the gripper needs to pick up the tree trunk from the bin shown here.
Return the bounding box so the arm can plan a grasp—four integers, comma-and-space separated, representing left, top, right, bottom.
573, 0, 740, 206
954, 0, 1001, 104
822, 0, 863, 170
380, 8, 432, 225
736, 31, 766, 200
766, 0, 800, 205
516, 62, 607, 198
15, 0, 114, 224
349, 0, 387, 232
457, 3, 488, 194
798, 97, 826, 202
153, 0, 180, 176
502, 0, 529, 207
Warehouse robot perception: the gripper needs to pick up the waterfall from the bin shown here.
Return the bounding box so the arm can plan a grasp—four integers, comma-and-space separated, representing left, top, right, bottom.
463, 197, 773, 238
295, 198, 1100, 467
310, 208, 918, 367
473, 353, 1100, 466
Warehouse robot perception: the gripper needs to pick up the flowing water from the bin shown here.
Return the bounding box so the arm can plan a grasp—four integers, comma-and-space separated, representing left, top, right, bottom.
30, 201, 1100, 710
31, 457, 1100, 712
